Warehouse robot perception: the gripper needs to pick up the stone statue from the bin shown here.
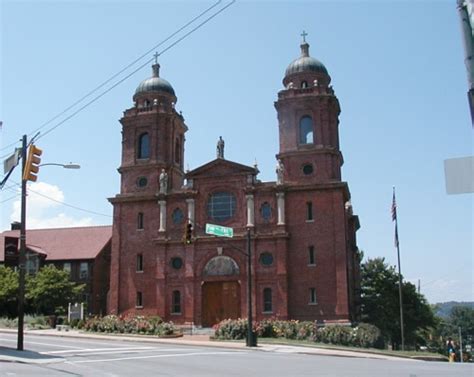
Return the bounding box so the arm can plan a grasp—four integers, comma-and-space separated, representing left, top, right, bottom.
159, 169, 168, 194
276, 159, 284, 185
217, 136, 225, 159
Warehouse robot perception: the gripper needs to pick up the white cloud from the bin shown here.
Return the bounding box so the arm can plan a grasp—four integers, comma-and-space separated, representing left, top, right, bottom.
10, 182, 94, 229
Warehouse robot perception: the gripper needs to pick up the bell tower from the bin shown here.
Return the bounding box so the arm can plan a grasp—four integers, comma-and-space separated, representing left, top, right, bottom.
119, 58, 187, 195
275, 34, 342, 184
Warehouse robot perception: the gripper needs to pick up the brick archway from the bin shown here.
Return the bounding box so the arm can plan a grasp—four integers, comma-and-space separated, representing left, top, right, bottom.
201, 256, 241, 327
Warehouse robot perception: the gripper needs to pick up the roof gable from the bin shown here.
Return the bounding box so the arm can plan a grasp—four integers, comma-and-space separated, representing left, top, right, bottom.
186, 158, 256, 179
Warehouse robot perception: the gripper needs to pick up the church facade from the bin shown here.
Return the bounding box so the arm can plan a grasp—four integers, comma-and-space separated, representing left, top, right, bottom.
108, 38, 361, 326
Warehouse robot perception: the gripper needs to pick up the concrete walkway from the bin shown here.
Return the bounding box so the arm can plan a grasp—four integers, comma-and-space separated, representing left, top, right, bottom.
0, 328, 422, 364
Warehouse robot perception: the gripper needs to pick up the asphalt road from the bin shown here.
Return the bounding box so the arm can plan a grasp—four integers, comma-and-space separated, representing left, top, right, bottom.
0, 333, 472, 377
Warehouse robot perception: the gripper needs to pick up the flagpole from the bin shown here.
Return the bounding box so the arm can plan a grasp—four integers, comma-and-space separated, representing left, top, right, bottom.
392, 186, 405, 351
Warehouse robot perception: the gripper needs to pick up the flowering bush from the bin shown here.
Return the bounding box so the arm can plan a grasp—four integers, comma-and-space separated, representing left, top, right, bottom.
82, 315, 177, 336
213, 318, 248, 340
352, 323, 384, 348
315, 324, 353, 346
214, 318, 383, 348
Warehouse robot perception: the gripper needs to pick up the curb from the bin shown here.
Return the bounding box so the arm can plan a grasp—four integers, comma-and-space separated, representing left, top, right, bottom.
0, 328, 434, 363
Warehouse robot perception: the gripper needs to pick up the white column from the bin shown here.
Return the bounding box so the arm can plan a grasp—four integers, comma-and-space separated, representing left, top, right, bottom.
276, 192, 285, 225
159, 200, 166, 232
186, 198, 195, 224
246, 194, 255, 227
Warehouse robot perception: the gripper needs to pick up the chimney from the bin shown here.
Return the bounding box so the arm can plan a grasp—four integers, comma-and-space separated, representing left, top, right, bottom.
11, 222, 21, 231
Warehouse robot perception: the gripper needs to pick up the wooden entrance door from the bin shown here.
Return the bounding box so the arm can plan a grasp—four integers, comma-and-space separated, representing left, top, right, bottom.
202, 281, 240, 327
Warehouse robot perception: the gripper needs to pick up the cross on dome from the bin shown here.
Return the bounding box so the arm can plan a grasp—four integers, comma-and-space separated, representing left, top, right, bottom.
301, 30, 308, 43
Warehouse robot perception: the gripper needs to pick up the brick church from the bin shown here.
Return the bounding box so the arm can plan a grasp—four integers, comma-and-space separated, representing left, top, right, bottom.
108, 36, 361, 326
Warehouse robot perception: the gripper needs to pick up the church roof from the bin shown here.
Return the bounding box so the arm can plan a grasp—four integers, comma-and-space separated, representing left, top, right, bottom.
0, 225, 112, 262
285, 39, 328, 78
135, 63, 175, 96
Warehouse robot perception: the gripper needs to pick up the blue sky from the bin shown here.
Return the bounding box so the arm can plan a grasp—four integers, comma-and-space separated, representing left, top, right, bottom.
1, 0, 472, 304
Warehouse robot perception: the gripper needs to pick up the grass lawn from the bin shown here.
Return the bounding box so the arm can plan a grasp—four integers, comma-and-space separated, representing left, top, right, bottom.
213, 336, 446, 360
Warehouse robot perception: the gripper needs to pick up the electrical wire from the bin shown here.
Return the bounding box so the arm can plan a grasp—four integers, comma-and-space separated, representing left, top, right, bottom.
5, 180, 112, 218
0, 0, 234, 155
0, 194, 19, 204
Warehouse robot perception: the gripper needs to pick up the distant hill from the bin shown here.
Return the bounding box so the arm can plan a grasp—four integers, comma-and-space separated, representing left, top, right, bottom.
434, 301, 474, 318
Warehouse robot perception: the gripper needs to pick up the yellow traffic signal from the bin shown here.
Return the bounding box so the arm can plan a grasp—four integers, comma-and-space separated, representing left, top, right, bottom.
23, 145, 42, 182
184, 223, 193, 244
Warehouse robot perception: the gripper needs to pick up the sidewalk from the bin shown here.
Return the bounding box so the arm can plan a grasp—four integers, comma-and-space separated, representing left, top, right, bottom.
0, 328, 421, 364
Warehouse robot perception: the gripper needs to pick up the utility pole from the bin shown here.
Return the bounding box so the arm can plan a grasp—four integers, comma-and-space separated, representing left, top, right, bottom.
246, 228, 256, 347
17, 135, 27, 351
459, 327, 464, 363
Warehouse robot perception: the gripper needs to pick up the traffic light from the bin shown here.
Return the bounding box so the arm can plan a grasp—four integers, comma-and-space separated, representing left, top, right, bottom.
22, 144, 42, 182
184, 222, 193, 244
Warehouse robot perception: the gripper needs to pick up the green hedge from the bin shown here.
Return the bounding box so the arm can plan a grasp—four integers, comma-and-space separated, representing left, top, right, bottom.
214, 318, 384, 349
82, 315, 177, 336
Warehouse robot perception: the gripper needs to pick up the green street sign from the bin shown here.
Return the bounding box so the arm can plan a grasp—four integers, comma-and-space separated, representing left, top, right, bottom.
205, 223, 234, 238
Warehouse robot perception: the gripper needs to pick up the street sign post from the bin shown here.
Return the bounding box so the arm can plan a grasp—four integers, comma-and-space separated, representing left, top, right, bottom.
3, 148, 21, 174
205, 223, 233, 238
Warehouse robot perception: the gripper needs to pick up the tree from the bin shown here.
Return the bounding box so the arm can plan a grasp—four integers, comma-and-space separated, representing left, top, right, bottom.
26, 265, 84, 316
360, 258, 436, 349
0, 266, 19, 318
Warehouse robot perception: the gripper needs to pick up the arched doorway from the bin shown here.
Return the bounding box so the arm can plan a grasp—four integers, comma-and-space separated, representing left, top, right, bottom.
201, 256, 241, 327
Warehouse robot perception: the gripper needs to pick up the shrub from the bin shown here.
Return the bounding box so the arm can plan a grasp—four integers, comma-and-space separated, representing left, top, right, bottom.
316, 324, 353, 346
214, 318, 248, 340
296, 321, 315, 340
82, 315, 174, 336
353, 323, 384, 349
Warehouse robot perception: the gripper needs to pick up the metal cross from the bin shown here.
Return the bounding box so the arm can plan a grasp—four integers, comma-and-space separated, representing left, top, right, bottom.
154, 52, 159, 64
301, 30, 308, 42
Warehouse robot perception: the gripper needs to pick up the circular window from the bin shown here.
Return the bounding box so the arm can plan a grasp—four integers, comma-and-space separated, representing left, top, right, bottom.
207, 192, 236, 222
302, 164, 314, 175
259, 252, 274, 266
172, 208, 184, 224
171, 257, 183, 270
137, 176, 148, 188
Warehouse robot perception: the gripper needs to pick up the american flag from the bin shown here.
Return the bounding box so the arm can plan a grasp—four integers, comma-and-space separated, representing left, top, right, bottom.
391, 189, 397, 222
392, 187, 399, 247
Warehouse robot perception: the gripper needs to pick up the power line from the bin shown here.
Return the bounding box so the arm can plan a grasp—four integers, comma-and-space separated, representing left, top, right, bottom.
6, 181, 112, 218
0, 0, 233, 157
36, 0, 236, 143
0, 194, 19, 204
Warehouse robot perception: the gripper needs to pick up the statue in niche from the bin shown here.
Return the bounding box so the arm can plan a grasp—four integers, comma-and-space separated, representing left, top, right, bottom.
276, 159, 284, 185
216, 136, 225, 159
159, 169, 168, 194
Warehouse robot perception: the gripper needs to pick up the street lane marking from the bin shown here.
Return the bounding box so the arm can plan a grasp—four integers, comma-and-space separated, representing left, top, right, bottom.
68, 351, 247, 364
0, 338, 80, 349
42, 346, 156, 354
42, 347, 192, 355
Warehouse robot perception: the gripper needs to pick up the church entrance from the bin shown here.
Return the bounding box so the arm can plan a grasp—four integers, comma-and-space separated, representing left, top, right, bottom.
202, 281, 240, 327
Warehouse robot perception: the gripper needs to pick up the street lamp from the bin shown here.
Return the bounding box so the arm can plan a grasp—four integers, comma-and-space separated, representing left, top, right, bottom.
17, 138, 80, 351
39, 163, 81, 169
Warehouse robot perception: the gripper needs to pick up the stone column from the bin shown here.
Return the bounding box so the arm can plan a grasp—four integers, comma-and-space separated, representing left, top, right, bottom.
276, 192, 285, 225
186, 198, 195, 224
246, 194, 255, 227
158, 200, 166, 232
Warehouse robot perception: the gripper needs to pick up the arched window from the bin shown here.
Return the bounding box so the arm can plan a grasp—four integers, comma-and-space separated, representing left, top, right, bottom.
172, 208, 184, 225
263, 288, 272, 312
301, 81, 308, 88
260, 202, 272, 222
137, 133, 150, 159
137, 212, 144, 230
175, 138, 181, 164
299, 116, 313, 144
172, 290, 181, 314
